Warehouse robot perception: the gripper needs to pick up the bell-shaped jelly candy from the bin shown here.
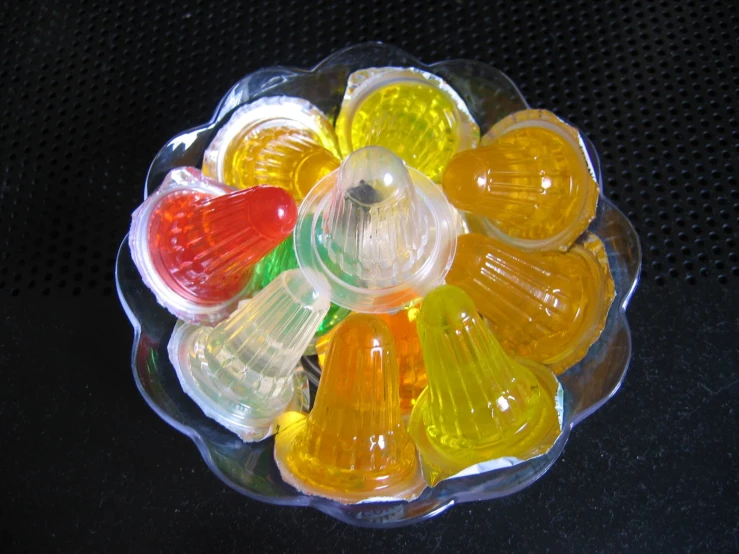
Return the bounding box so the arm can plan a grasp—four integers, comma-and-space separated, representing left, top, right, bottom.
408, 285, 561, 486
295, 146, 457, 313
274, 313, 425, 503
129, 167, 297, 324
443, 109, 599, 251
168, 269, 330, 441
203, 96, 340, 200
445, 232, 615, 373
335, 67, 478, 182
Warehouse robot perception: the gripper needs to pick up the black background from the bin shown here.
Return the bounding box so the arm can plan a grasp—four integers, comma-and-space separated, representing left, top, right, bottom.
1, 0, 737, 552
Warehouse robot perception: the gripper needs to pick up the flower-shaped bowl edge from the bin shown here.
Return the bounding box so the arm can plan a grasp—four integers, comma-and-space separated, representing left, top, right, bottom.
115, 42, 641, 528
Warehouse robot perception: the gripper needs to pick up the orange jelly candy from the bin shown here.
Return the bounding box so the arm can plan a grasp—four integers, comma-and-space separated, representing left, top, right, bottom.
274, 314, 425, 503
219, 127, 339, 201
202, 96, 340, 201
443, 109, 599, 251
446, 232, 615, 373
315, 306, 427, 417
376, 305, 426, 416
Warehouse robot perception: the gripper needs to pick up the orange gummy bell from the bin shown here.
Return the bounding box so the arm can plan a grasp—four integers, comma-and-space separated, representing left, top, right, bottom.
446, 232, 615, 373
443, 109, 599, 251
314, 305, 427, 417
377, 305, 426, 416
274, 314, 425, 503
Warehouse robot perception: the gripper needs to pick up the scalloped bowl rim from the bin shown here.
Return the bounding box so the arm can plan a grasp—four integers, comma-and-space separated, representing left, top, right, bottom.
116, 42, 641, 527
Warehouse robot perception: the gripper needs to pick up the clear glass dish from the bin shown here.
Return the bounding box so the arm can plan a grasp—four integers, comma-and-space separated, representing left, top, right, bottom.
115, 42, 641, 528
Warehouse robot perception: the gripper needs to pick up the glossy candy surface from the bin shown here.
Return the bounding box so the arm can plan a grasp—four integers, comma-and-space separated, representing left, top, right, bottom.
408, 285, 561, 486
129, 167, 297, 323
246, 235, 350, 338
446, 232, 615, 373
443, 109, 599, 251
274, 314, 425, 503
377, 305, 426, 416
335, 67, 479, 182
119, 42, 643, 525
203, 96, 340, 200
295, 146, 457, 313
149, 186, 296, 300
168, 269, 330, 441
314, 305, 426, 416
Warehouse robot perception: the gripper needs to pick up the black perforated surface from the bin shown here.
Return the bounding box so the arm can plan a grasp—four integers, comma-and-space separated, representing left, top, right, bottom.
1, 0, 738, 295
1, 1, 737, 552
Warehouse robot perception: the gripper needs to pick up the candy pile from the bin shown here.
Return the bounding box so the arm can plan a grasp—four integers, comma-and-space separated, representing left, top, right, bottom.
130, 66, 615, 504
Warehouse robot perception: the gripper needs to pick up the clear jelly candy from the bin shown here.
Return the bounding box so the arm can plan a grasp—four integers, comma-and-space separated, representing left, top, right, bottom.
246, 235, 350, 339
167, 269, 330, 441
294, 146, 457, 313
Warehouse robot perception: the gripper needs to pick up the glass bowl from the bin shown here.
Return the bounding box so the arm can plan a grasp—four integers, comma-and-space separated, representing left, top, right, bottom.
115, 42, 641, 528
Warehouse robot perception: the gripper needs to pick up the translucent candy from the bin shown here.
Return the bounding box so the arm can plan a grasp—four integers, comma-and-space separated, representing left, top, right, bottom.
313, 324, 337, 368
446, 232, 615, 373
408, 285, 561, 486
245, 236, 299, 295
335, 67, 479, 182
168, 269, 330, 441
246, 235, 351, 338
377, 305, 426, 416
129, 167, 297, 324
314, 305, 426, 416
274, 314, 425, 503
202, 96, 340, 200
295, 146, 458, 313
443, 109, 599, 251
316, 304, 351, 338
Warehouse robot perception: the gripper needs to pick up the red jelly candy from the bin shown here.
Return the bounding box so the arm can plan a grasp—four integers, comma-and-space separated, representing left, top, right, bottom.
130, 167, 298, 323
148, 186, 297, 302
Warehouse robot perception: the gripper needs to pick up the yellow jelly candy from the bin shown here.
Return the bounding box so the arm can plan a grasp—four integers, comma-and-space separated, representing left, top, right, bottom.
203, 96, 340, 200
222, 129, 338, 200
335, 68, 479, 182
446, 232, 615, 373
443, 109, 599, 251
274, 314, 425, 503
408, 285, 561, 486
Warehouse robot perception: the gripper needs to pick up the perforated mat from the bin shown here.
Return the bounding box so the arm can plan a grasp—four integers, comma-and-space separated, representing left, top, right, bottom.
0, 0, 737, 295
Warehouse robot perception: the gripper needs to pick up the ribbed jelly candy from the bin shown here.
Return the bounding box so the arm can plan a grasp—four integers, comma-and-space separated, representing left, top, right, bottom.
129, 167, 297, 324
335, 67, 479, 182
295, 146, 457, 313
408, 285, 561, 486
202, 96, 340, 200
314, 306, 426, 416
246, 235, 350, 339
443, 109, 599, 251
274, 314, 425, 503
377, 305, 426, 416
446, 232, 615, 373
168, 269, 330, 441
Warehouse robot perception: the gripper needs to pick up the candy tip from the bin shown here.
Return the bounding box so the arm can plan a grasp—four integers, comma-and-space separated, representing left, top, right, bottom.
419, 285, 478, 329
336, 146, 412, 206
